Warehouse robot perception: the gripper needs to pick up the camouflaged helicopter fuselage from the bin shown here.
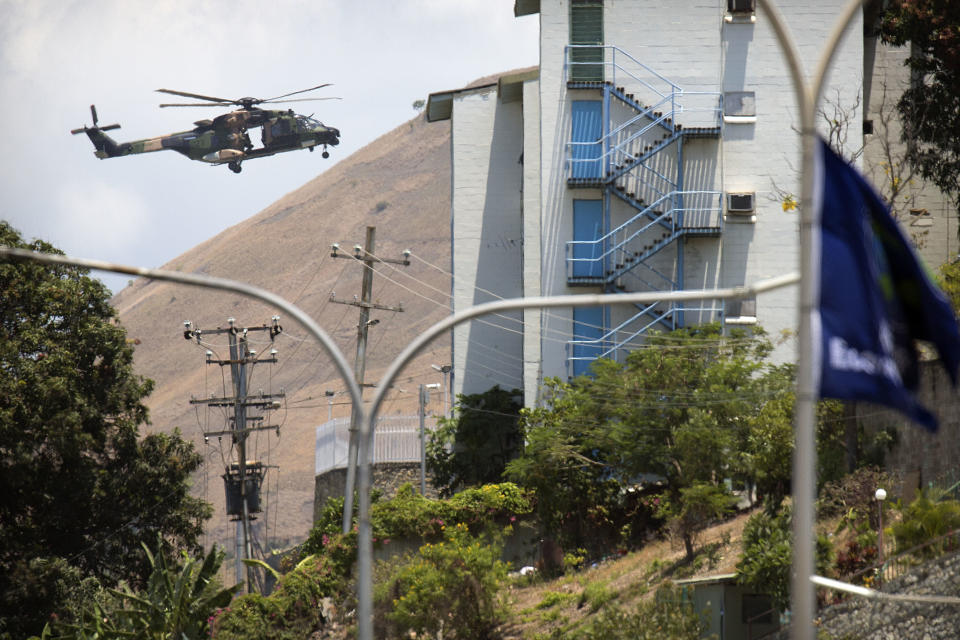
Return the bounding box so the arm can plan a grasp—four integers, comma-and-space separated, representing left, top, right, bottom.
83, 108, 339, 166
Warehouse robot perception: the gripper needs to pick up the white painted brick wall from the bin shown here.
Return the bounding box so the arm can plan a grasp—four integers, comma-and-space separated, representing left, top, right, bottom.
530, 0, 863, 389
450, 87, 526, 397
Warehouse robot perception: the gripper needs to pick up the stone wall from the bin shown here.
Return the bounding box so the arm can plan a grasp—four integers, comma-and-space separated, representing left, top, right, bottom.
313, 462, 439, 522
857, 359, 960, 499
772, 552, 960, 640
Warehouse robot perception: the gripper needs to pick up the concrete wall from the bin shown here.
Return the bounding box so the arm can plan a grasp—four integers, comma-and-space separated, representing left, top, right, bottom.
863, 38, 958, 270
313, 462, 439, 522
439, 2, 873, 406
857, 359, 960, 495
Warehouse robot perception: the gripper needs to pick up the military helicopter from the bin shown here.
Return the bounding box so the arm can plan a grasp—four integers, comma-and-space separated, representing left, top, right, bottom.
71, 84, 340, 173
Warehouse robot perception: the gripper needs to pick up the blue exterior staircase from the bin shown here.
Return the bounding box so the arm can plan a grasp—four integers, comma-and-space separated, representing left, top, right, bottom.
563, 45, 723, 370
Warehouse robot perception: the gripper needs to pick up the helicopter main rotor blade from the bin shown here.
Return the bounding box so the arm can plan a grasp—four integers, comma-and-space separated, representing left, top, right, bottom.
159, 102, 238, 108
261, 83, 333, 103
260, 96, 343, 104
156, 88, 233, 104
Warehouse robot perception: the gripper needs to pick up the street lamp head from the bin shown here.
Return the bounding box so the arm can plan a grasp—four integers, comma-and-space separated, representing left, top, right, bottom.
875, 488, 887, 501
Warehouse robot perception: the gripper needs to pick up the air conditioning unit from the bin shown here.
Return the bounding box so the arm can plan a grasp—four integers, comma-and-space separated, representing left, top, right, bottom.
726, 192, 755, 214
728, 0, 755, 13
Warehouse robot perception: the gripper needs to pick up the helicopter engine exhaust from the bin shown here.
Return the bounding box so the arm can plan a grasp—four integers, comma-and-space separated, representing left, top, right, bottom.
202, 149, 244, 163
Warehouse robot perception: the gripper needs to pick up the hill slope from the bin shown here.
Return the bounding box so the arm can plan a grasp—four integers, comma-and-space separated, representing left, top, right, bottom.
112, 111, 453, 549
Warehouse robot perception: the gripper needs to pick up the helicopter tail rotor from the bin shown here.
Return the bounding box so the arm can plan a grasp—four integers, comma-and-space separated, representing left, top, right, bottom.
71, 105, 124, 158
71, 105, 120, 135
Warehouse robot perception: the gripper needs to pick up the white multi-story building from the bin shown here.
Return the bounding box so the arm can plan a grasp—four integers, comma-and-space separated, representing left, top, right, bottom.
428, 1, 941, 407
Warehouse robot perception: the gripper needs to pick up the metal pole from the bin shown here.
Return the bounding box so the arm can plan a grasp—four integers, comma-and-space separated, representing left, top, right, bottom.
756, 2, 864, 638
343, 226, 377, 533
875, 487, 887, 589
419, 384, 426, 495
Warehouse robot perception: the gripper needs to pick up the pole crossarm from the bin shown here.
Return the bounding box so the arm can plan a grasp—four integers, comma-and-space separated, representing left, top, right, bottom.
329, 295, 404, 313
201, 425, 281, 439
190, 395, 285, 408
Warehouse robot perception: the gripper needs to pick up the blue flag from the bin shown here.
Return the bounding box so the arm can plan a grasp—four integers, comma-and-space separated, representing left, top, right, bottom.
815, 138, 960, 430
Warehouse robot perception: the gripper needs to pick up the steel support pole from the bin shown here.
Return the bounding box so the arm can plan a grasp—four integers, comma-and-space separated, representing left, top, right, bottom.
419, 384, 427, 495
756, 2, 864, 638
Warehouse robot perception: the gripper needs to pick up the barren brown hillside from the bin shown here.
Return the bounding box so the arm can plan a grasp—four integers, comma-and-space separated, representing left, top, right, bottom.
113, 111, 453, 551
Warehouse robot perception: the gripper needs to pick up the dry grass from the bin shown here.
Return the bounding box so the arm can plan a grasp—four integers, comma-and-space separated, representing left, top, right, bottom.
498, 510, 757, 639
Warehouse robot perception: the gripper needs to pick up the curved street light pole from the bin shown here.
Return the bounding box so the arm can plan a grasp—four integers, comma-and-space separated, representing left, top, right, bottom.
756, 2, 865, 638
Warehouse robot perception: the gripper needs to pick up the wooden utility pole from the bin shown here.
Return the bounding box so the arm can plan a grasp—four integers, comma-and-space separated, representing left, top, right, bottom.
329, 226, 409, 532
184, 317, 284, 592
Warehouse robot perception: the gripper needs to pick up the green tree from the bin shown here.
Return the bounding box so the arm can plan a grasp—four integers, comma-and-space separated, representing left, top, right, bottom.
504, 377, 628, 553
507, 324, 775, 556
426, 386, 523, 496
880, 0, 960, 221
0, 223, 211, 638
655, 483, 738, 561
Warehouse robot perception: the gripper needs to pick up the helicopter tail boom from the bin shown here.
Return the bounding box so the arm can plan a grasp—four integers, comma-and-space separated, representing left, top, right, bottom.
71, 105, 125, 158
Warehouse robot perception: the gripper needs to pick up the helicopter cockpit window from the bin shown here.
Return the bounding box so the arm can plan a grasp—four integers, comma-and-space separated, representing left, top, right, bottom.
296, 115, 323, 129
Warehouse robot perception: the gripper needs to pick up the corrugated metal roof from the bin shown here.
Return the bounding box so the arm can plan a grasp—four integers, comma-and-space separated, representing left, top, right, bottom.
426, 84, 496, 122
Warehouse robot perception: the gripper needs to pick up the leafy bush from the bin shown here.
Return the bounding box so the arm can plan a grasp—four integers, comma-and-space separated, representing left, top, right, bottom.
41, 537, 237, 640
376, 523, 509, 640
578, 580, 616, 613
834, 538, 878, 584
818, 466, 894, 526
892, 487, 960, 558
211, 544, 354, 640
303, 483, 533, 559
736, 508, 832, 612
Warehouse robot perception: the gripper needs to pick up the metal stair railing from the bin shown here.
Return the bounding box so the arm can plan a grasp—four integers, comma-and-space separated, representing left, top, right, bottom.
611, 158, 678, 207
566, 44, 679, 104
570, 296, 725, 369
565, 46, 722, 128
568, 306, 667, 366
566, 191, 722, 283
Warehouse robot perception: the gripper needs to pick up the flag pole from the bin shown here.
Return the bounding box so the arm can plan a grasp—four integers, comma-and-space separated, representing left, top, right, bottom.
756, 2, 863, 639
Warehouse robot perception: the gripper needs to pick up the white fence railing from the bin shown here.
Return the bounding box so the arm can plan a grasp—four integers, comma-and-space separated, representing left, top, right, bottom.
315, 415, 438, 475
